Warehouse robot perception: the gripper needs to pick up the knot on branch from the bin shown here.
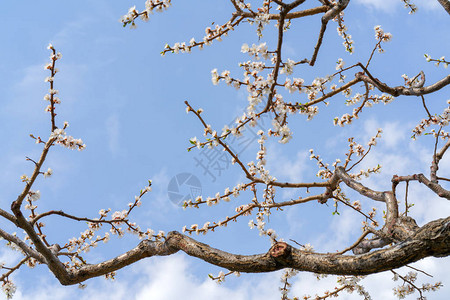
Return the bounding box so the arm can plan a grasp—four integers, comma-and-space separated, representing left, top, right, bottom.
391, 216, 419, 241
391, 174, 420, 183
48, 244, 61, 255
269, 242, 291, 258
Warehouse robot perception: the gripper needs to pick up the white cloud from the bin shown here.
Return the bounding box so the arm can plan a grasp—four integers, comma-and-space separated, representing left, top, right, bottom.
266, 147, 309, 199
267, 149, 308, 183
134, 255, 245, 300
0, 248, 22, 268
6, 254, 282, 300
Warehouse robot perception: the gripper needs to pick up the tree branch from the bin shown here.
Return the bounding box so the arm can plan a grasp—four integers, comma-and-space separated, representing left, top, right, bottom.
356, 72, 450, 97
392, 174, 450, 200
431, 139, 450, 182
54, 217, 450, 285
309, 0, 350, 66
235, 5, 329, 20
335, 166, 385, 201
437, 0, 450, 15
0, 209, 17, 226
0, 228, 45, 263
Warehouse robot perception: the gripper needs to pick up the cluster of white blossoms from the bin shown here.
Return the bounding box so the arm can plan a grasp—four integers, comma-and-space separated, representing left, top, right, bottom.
424, 54, 449, 68
284, 77, 305, 94
344, 92, 363, 106
412, 100, 450, 139
248, 209, 278, 242
400, 0, 418, 14
289, 275, 370, 299
309, 149, 333, 180
336, 276, 371, 299
401, 73, 424, 88
120, 0, 171, 28
374, 25, 392, 41
280, 58, 295, 75
333, 113, 353, 127
239, 60, 266, 72
50, 128, 86, 151
62, 183, 154, 270
1, 281, 16, 300
374, 25, 392, 53
350, 165, 382, 181
336, 58, 345, 70
207, 270, 240, 284
391, 269, 443, 298
270, 118, 292, 144
43, 167, 53, 178
246, 1, 270, 38
182, 184, 252, 234
43, 44, 62, 113
24, 190, 40, 212
236, 0, 251, 11
335, 12, 354, 53
367, 128, 383, 146
279, 268, 299, 299
211, 48, 278, 116
162, 19, 236, 55
309, 130, 383, 183
183, 195, 212, 210
334, 92, 394, 127
241, 42, 270, 60
43, 46, 87, 151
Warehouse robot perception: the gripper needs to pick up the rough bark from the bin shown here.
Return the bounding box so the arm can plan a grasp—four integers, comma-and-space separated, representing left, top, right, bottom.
51, 216, 450, 285
355, 73, 450, 97
437, 0, 450, 15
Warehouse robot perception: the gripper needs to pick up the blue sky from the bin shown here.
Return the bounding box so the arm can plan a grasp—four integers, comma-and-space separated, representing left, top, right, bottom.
1, 0, 449, 299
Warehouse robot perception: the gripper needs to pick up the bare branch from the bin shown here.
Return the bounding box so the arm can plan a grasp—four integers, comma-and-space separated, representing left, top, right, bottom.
0, 257, 30, 282
309, 0, 350, 66
392, 174, 450, 200
0, 228, 45, 263
0, 209, 17, 226
235, 5, 329, 20
335, 166, 385, 202
356, 71, 450, 97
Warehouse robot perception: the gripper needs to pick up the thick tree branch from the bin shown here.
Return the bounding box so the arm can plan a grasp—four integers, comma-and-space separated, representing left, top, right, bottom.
437, 0, 450, 15
392, 174, 450, 200
0, 209, 17, 225
53, 217, 450, 285
335, 166, 385, 201
0, 228, 45, 263
356, 72, 450, 97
